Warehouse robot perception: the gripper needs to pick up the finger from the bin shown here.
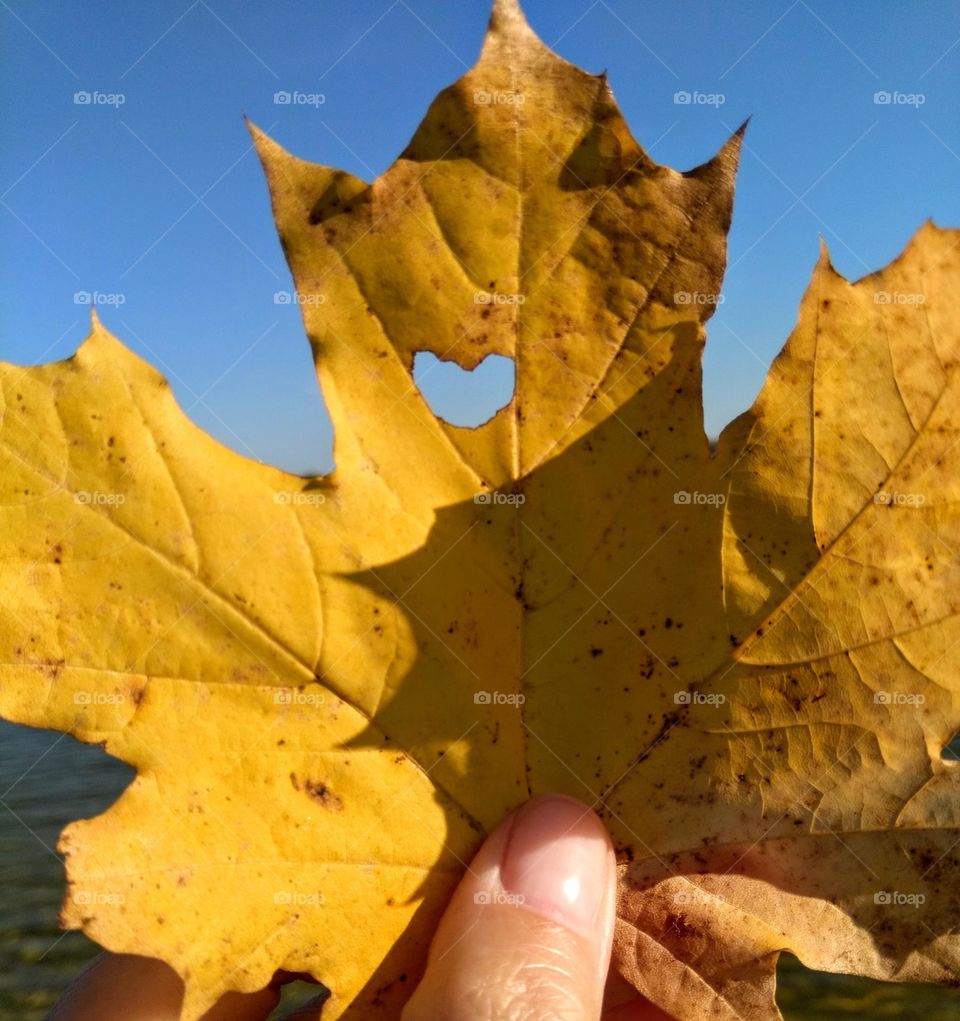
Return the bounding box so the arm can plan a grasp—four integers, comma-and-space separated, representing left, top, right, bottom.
402, 794, 617, 1021
47, 951, 281, 1021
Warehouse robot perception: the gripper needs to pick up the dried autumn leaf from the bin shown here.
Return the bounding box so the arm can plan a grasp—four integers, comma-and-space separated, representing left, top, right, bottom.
2, 1, 959, 1018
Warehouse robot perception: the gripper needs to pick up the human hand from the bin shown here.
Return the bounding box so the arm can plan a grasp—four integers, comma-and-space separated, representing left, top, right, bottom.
401, 793, 670, 1021
49, 795, 670, 1020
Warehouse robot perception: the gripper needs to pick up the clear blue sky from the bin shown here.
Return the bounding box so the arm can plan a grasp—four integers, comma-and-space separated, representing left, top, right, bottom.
2, 0, 958, 475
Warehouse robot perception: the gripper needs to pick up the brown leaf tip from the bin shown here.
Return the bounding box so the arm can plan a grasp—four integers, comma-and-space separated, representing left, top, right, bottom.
485, 0, 541, 51
489, 0, 532, 33
816, 236, 840, 278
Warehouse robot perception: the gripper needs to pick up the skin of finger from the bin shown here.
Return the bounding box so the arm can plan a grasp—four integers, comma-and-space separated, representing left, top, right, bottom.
46, 952, 281, 1021
425, 802, 616, 986
277, 937, 656, 1021
402, 798, 617, 1021
405, 904, 606, 1021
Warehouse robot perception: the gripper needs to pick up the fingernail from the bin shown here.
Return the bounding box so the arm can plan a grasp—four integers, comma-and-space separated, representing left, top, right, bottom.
500, 795, 609, 936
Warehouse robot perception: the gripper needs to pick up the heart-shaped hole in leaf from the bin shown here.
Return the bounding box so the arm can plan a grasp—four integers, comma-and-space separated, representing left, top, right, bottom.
412, 351, 515, 427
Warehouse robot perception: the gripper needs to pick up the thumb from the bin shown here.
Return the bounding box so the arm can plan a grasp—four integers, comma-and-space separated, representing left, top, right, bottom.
402, 794, 617, 1021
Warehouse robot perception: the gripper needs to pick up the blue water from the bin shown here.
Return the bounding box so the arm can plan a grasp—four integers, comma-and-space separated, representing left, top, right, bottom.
1, 720, 958, 1019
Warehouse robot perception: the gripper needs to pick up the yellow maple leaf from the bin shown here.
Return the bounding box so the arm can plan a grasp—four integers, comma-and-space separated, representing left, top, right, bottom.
2, 1, 959, 1018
